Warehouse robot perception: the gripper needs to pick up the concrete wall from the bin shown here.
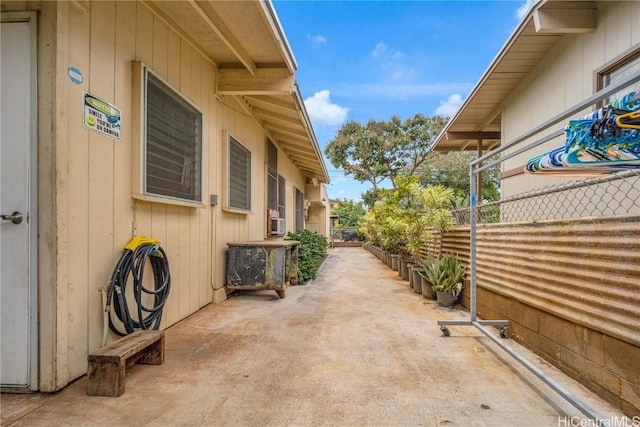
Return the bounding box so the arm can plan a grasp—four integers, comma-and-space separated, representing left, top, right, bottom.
476, 288, 640, 418
2, 0, 308, 391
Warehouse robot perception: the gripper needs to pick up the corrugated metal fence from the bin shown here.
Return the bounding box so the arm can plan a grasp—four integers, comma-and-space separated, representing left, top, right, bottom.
421, 216, 640, 348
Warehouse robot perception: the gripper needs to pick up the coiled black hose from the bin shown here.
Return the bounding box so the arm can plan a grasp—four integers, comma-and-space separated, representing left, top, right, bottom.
106, 241, 171, 336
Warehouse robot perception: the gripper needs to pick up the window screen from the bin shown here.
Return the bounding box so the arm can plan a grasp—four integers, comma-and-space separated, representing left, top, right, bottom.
278, 175, 286, 219
295, 188, 304, 231
228, 135, 251, 211
267, 140, 278, 211
145, 72, 202, 202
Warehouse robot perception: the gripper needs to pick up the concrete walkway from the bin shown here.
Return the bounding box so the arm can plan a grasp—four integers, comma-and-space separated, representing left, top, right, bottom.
1, 248, 625, 426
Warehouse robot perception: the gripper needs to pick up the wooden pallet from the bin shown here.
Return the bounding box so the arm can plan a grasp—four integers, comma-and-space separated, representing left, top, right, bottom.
87, 330, 165, 397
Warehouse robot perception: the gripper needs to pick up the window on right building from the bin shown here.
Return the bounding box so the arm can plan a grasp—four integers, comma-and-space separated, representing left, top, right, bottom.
597, 45, 640, 104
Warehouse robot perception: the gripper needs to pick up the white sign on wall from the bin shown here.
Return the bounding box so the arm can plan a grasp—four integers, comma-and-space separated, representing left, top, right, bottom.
83, 92, 121, 140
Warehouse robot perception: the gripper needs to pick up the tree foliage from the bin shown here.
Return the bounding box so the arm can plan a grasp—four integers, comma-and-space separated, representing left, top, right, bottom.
330, 199, 366, 227
360, 188, 380, 210
401, 114, 449, 176
358, 176, 454, 257
417, 151, 500, 205
324, 114, 448, 195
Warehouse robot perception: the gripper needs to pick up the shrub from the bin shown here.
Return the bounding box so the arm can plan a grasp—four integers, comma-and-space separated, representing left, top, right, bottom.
286, 230, 328, 284
357, 175, 455, 257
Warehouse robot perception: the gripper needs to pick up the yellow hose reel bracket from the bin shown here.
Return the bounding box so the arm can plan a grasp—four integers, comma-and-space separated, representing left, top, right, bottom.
124, 235, 160, 251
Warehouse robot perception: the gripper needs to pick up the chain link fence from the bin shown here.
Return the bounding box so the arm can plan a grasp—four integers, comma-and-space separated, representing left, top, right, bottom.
329, 227, 361, 247
452, 170, 640, 225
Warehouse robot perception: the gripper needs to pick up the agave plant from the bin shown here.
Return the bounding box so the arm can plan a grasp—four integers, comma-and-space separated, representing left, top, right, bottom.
417, 253, 465, 297
417, 253, 445, 287
435, 254, 465, 297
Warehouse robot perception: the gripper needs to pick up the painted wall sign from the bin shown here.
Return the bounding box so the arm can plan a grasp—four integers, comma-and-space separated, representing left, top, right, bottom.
68, 66, 83, 84
83, 92, 121, 140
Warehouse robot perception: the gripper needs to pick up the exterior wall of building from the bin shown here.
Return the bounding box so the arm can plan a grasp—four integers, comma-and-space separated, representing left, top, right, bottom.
2, 0, 310, 390
501, 1, 640, 198
212, 117, 306, 300
305, 184, 331, 238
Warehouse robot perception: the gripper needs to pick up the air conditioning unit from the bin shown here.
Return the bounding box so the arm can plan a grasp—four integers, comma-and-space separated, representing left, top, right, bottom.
271, 218, 285, 235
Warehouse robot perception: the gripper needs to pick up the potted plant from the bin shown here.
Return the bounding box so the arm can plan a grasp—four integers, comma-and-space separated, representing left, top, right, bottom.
356, 176, 455, 284
433, 254, 465, 307
417, 253, 441, 300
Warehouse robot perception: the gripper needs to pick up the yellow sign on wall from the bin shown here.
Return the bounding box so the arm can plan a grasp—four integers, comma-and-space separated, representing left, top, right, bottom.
83, 92, 121, 140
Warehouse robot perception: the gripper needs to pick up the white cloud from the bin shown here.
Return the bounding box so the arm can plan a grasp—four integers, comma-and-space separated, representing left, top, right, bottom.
371, 42, 387, 58
306, 33, 327, 44
435, 93, 464, 117
516, 0, 539, 20
304, 90, 349, 126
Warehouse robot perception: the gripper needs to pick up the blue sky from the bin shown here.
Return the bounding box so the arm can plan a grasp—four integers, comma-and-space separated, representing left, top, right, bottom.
273, 0, 537, 202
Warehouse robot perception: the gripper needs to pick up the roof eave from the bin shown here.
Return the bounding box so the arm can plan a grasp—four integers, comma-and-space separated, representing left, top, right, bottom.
430, 2, 540, 153
258, 0, 298, 74
430, 0, 597, 153
292, 83, 330, 184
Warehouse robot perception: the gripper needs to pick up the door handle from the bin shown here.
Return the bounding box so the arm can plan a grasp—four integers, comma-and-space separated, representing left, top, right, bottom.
1, 211, 23, 224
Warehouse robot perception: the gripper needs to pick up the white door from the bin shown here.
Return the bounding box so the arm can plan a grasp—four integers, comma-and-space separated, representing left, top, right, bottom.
1, 14, 37, 390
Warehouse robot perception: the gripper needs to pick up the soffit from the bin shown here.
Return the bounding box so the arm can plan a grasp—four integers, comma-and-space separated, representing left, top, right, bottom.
146, 0, 329, 183
147, 0, 293, 70
431, 0, 596, 153
243, 90, 328, 181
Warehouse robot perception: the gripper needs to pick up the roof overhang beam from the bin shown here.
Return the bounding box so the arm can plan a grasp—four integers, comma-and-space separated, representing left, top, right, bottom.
533, 3, 596, 34
445, 131, 501, 141
217, 68, 293, 95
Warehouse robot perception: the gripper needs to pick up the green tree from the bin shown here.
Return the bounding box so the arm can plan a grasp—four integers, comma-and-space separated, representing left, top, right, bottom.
417, 151, 500, 204
400, 114, 449, 176
330, 199, 366, 227
360, 188, 380, 210
324, 114, 448, 194
324, 119, 402, 194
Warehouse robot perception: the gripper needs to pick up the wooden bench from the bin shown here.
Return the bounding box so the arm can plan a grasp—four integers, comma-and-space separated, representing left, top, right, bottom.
87, 330, 165, 397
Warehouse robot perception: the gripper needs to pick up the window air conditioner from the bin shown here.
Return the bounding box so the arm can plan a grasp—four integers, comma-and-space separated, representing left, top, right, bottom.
271, 218, 285, 235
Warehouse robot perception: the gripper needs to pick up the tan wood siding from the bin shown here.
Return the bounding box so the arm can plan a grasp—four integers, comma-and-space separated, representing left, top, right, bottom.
66, 0, 91, 381
11, 0, 316, 388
